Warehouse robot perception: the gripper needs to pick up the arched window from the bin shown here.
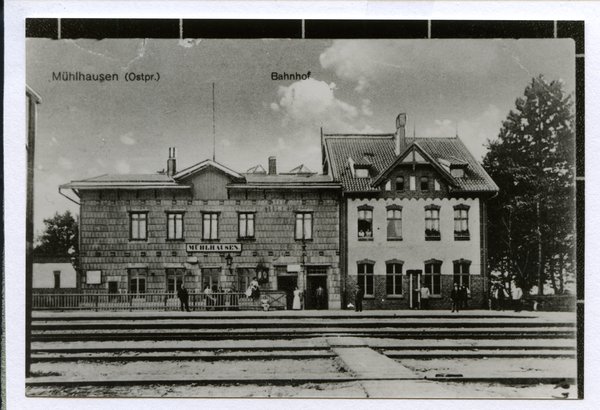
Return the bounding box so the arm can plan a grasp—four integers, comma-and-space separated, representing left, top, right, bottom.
421, 176, 429, 191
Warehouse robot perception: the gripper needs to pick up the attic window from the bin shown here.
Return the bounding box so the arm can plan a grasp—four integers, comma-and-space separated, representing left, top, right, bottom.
355, 168, 369, 178
451, 168, 465, 178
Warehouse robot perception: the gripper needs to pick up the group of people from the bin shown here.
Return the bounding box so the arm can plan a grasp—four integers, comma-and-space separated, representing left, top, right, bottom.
358, 229, 372, 237
450, 283, 471, 313
176, 280, 262, 312
490, 282, 523, 312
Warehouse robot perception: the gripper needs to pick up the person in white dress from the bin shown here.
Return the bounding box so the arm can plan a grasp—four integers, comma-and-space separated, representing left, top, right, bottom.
292, 287, 302, 310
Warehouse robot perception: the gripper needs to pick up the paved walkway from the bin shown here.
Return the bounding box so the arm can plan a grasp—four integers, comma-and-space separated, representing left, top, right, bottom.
326, 337, 465, 398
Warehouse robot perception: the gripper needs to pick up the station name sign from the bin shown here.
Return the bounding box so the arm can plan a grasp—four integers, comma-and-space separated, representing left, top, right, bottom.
186, 243, 242, 253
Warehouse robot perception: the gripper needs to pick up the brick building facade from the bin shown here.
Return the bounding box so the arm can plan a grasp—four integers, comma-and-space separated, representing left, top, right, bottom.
322, 113, 498, 310
61, 151, 342, 309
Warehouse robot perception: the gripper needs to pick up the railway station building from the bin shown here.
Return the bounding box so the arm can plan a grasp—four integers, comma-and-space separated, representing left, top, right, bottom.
60, 152, 343, 310
321, 114, 499, 310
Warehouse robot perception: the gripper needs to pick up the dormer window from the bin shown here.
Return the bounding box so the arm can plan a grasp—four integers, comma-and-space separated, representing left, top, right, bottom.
421, 176, 429, 191
355, 168, 369, 178
451, 168, 465, 178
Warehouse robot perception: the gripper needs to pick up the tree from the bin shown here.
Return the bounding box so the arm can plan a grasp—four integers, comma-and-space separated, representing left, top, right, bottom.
483, 75, 575, 295
34, 210, 79, 255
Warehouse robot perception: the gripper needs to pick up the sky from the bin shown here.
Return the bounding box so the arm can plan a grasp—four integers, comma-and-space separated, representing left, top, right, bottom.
26, 38, 575, 235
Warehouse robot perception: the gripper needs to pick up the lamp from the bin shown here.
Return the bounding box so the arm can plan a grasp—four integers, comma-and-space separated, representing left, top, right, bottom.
225, 254, 233, 266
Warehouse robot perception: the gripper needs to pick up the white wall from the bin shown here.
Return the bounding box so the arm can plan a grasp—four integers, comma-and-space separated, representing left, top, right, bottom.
347, 197, 481, 277
33, 263, 77, 288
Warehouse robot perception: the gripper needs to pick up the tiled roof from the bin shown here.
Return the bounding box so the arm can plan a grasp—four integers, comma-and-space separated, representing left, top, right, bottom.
324, 134, 498, 193
324, 134, 397, 192
413, 137, 498, 192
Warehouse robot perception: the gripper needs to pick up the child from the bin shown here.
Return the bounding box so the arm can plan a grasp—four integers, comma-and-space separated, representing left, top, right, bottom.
261, 296, 270, 311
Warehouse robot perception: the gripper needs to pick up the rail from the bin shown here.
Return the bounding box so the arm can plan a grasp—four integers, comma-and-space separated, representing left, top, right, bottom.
32, 290, 287, 311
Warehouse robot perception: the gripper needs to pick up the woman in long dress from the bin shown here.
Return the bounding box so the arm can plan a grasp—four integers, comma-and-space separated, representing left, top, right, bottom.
292, 287, 302, 310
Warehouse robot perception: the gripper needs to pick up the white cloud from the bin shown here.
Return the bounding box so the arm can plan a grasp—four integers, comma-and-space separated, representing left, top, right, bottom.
120, 132, 136, 145
271, 78, 371, 133
421, 105, 503, 160
361, 99, 373, 117
320, 40, 500, 93
115, 160, 131, 174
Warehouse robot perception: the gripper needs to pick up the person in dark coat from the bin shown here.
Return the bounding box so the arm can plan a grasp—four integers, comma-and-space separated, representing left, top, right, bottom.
177, 284, 190, 312
354, 284, 364, 312
450, 283, 460, 313
459, 284, 469, 310
315, 285, 326, 310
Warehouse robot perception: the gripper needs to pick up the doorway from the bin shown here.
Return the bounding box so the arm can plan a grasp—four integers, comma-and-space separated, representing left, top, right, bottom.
277, 275, 297, 310
407, 269, 422, 309
306, 275, 328, 310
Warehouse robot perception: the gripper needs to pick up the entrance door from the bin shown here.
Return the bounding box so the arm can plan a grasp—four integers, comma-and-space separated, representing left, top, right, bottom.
306, 275, 328, 310
407, 269, 422, 309
277, 276, 297, 310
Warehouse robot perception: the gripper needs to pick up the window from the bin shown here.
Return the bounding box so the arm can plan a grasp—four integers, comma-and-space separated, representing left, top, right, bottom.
425, 205, 441, 240
421, 176, 429, 191
451, 168, 465, 178
386, 205, 402, 240
167, 213, 184, 240
166, 268, 185, 295
386, 261, 403, 295
395, 176, 404, 191
202, 213, 219, 240
295, 213, 312, 240
239, 213, 255, 239
53, 271, 61, 289
424, 260, 442, 295
129, 268, 147, 296
453, 259, 471, 288
434, 179, 441, 191
358, 205, 373, 238
355, 168, 369, 178
130, 212, 147, 240
108, 281, 119, 294
236, 267, 255, 292
409, 176, 416, 190
384, 180, 391, 191
357, 261, 374, 296
203, 268, 221, 290
454, 204, 470, 240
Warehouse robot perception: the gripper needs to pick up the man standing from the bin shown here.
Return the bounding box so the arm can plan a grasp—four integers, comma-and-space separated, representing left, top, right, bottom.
420, 284, 430, 310
354, 284, 364, 313
315, 285, 325, 310
177, 283, 190, 312
512, 284, 523, 312
450, 283, 460, 313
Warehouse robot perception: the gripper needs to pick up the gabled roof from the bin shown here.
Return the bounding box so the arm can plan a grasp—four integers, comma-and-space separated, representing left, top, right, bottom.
246, 164, 267, 174
323, 134, 397, 192
283, 164, 315, 174
173, 159, 244, 181
323, 133, 498, 193
372, 141, 457, 187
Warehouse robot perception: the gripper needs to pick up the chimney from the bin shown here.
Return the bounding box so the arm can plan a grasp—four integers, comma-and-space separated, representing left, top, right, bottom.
268, 156, 277, 175
396, 113, 407, 155
167, 147, 177, 177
